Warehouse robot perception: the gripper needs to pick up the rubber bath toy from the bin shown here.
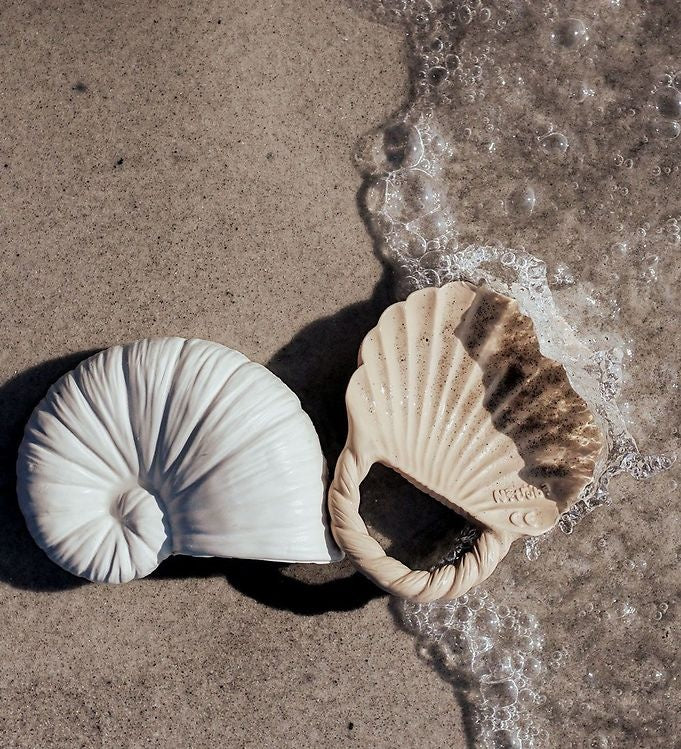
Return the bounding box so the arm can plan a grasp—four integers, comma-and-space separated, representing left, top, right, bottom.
17, 337, 342, 583
328, 281, 603, 602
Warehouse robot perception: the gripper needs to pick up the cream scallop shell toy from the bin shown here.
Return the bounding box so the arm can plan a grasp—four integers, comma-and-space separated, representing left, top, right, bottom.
328, 281, 604, 602
17, 337, 342, 583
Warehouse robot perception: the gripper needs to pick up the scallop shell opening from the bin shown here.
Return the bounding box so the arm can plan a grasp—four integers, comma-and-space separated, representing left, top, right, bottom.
357, 462, 483, 571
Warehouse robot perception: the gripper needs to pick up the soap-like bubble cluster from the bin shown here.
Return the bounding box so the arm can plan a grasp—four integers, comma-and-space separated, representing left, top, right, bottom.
356, 111, 457, 297
358, 0, 679, 746
398, 591, 548, 748
394, 512, 680, 747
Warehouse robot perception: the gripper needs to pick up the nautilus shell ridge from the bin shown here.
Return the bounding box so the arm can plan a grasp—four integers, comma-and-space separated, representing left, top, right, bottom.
328, 281, 604, 602
17, 337, 342, 583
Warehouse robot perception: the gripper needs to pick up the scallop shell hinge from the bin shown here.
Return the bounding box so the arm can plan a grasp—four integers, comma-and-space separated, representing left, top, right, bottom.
17, 337, 342, 583
328, 281, 604, 602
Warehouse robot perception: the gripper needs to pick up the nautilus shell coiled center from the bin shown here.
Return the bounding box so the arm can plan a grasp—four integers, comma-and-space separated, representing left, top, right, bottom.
328, 281, 604, 602
18, 337, 342, 583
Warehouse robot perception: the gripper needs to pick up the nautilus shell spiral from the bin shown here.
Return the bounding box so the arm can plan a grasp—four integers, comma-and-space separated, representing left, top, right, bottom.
18, 337, 341, 583
328, 281, 604, 602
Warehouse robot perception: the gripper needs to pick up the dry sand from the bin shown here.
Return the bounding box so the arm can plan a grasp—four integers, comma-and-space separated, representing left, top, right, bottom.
0, 2, 470, 746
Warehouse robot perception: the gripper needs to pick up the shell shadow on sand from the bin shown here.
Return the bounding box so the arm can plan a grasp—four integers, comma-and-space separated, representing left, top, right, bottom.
0, 350, 101, 592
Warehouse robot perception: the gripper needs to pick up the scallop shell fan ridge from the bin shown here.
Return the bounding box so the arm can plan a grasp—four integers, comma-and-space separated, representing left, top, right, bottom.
348, 282, 604, 533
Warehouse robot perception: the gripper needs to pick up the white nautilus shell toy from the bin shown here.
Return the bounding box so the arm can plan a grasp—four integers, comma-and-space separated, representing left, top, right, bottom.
328, 281, 604, 602
17, 337, 342, 583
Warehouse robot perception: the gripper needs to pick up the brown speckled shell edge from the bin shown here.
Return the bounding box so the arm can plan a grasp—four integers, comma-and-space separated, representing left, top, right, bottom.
327, 281, 604, 602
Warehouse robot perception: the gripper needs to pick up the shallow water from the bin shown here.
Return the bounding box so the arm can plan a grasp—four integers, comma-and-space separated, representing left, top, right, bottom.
352, 0, 680, 746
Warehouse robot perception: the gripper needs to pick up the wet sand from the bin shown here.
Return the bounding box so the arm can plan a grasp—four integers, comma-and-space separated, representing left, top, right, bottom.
0, 2, 678, 748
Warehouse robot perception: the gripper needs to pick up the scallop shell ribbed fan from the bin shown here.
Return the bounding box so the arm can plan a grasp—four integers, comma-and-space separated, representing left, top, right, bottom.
328, 281, 604, 602
18, 337, 342, 583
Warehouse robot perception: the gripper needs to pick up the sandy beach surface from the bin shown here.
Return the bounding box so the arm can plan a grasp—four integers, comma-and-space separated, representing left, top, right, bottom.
0, 2, 465, 746
1, 2, 678, 748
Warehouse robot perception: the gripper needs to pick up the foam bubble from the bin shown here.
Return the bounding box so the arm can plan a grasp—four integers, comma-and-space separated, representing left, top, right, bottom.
505, 186, 537, 218
551, 18, 590, 49
648, 119, 681, 140
656, 89, 681, 118
539, 132, 569, 155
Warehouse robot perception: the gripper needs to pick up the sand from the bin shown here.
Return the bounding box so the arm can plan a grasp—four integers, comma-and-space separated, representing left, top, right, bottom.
0, 2, 678, 748
0, 2, 466, 746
